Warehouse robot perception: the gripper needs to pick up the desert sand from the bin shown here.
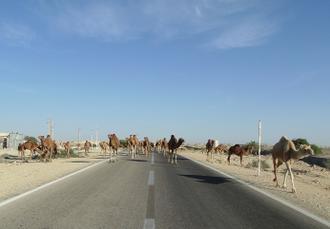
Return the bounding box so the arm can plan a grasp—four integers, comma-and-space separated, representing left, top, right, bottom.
0, 149, 104, 202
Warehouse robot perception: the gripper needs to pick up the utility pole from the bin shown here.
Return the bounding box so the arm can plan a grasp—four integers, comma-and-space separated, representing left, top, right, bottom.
95, 130, 99, 146
48, 119, 54, 138
77, 128, 80, 150
257, 120, 262, 176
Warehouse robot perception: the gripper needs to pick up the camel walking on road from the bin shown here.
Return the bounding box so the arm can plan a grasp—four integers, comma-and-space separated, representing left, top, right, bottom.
271, 136, 314, 193
167, 135, 185, 164
99, 141, 109, 157
128, 135, 139, 159
155, 140, 162, 152
108, 134, 120, 162
161, 138, 168, 157
142, 137, 151, 157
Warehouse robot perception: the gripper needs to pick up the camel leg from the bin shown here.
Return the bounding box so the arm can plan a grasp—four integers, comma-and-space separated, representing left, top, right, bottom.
282, 169, 289, 189
273, 158, 279, 187
240, 155, 243, 166
227, 154, 231, 165
285, 162, 296, 193
30, 150, 33, 161
49, 149, 53, 162
175, 152, 178, 164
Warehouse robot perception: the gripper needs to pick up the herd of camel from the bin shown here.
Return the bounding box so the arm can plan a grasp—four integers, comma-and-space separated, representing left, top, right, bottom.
17, 134, 314, 193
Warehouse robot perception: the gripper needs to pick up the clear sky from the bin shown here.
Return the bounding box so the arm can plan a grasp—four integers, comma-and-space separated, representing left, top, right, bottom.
1, 0, 329, 145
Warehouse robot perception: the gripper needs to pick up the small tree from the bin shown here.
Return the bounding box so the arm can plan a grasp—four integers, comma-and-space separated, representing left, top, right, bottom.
311, 144, 323, 155
24, 136, 38, 144
246, 140, 258, 154
293, 138, 323, 155
120, 139, 128, 147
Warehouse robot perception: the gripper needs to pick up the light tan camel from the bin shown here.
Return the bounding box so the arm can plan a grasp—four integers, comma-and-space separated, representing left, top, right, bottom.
99, 141, 109, 156
84, 140, 92, 157
128, 135, 139, 159
64, 141, 71, 158
161, 138, 168, 157
155, 140, 162, 152
108, 134, 120, 162
205, 139, 217, 161
214, 144, 229, 154
167, 135, 185, 164
272, 136, 314, 193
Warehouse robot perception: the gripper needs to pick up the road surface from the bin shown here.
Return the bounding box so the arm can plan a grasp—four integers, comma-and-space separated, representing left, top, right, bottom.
0, 152, 328, 229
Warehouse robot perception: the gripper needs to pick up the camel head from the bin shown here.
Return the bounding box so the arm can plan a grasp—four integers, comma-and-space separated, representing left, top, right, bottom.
297, 144, 314, 158
177, 138, 185, 148
108, 134, 112, 139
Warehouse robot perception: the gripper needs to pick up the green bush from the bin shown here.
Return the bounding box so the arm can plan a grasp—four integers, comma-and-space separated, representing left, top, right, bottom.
58, 149, 79, 158
311, 144, 323, 155
292, 138, 309, 147
120, 139, 128, 147
293, 138, 323, 155
246, 140, 259, 154
24, 136, 38, 144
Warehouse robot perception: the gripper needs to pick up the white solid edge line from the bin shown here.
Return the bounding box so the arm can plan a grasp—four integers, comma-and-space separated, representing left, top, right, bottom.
181, 154, 330, 228
0, 160, 107, 208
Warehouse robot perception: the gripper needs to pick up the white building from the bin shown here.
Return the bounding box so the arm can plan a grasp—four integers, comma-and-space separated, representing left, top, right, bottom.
0, 132, 24, 149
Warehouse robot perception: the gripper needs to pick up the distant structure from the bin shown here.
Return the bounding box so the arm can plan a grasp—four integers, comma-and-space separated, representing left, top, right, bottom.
0, 132, 24, 149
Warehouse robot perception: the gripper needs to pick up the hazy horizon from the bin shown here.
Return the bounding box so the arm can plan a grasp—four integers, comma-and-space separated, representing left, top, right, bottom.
1, 0, 329, 146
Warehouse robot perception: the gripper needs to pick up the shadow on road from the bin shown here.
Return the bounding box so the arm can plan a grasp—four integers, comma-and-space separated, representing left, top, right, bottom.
179, 174, 231, 185
66, 161, 92, 163
127, 159, 148, 163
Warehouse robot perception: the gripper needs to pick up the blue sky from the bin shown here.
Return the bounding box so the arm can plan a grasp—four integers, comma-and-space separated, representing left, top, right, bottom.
1, 0, 329, 145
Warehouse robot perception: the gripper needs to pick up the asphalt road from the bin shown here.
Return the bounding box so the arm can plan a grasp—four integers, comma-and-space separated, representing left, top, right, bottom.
0, 152, 328, 229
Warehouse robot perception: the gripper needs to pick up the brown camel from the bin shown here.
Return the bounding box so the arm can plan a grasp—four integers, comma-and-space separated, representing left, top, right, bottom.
18, 140, 41, 161
108, 133, 120, 162
84, 140, 92, 157
167, 135, 185, 164
38, 135, 57, 162
142, 137, 151, 156
272, 136, 314, 193
63, 141, 71, 158
227, 144, 253, 166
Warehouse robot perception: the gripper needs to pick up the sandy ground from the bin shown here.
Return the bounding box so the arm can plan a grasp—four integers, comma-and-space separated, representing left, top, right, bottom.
179, 149, 330, 221
0, 148, 105, 202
